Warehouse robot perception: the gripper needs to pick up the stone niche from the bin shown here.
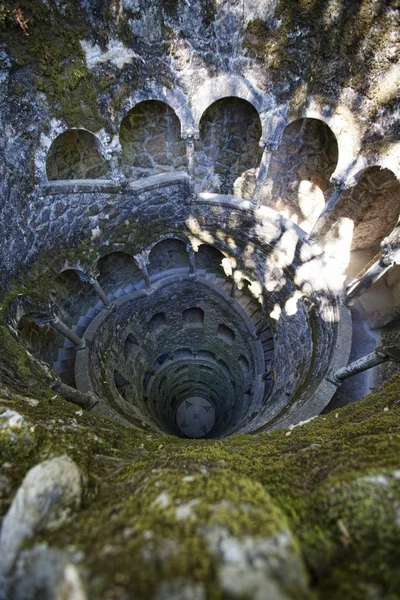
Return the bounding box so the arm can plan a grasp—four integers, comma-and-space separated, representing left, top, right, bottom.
196, 97, 263, 198
119, 100, 187, 179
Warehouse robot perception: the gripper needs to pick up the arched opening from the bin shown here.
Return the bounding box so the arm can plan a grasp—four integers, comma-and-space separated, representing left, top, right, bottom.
197, 97, 262, 198
217, 324, 235, 343
46, 129, 110, 180
123, 333, 139, 360
195, 244, 226, 278
17, 314, 60, 366
182, 307, 205, 329
343, 167, 400, 329
50, 269, 98, 328
97, 252, 142, 295
119, 100, 187, 179
263, 118, 338, 232
149, 312, 168, 334
148, 238, 188, 277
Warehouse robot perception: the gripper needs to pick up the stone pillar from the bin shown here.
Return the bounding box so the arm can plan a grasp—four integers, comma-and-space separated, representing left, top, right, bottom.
76, 270, 113, 309
252, 139, 279, 207
332, 340, 400, 384
186, 243, 196, 277
89, 278, 113, 309
344, 227, 400, 305
183, 130, 199, 196
332, 350, 388, 383
309, 178, 352, 239
135, 251, 151, 291
50, 317, 86, 349
109, 147, 125, 185
230, 281, 237, 298
50, 380, 99, 410
34, 315, 86, 349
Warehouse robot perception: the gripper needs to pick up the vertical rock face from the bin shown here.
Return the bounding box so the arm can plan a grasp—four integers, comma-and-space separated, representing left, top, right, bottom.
1, 0, 400, 597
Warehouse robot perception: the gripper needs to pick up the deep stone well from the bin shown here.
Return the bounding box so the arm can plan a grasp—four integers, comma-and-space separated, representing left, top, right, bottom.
1, 0, 400, 598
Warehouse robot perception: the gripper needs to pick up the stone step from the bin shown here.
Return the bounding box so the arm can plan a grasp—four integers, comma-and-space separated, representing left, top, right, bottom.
113, 288, 126, 299
262, 339, 274, 352
245, 301, 259, 317
260, 329, 273, 342
237, 294, 252, 310
215, 277, 226, 289
86, 306, 99, 319
57, 347, 75, 361
63, 338, 75, 349
250, 310, 262, 325
77, 315, 92, 327
123, 283, 136, 294
71, 324, 86, 337
53, 357, 75, 373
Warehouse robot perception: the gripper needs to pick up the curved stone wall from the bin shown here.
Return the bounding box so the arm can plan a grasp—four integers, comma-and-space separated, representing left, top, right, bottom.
2, 2, 400, 597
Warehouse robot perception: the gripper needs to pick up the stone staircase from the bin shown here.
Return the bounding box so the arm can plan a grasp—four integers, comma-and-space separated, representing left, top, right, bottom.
53, 266, 274, 389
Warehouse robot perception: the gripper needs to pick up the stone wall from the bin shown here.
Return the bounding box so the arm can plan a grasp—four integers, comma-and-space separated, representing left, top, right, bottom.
261, 118, 338, 232
46, 130, 110, 180
120, 100, 187, 179
196, 97, 263, 198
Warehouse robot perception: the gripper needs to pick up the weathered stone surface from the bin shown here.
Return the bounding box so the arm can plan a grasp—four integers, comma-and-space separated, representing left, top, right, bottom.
0, 456, 83, 577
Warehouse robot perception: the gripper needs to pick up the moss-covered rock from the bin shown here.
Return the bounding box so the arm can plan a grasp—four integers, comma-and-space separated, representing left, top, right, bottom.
1, 371, 400, 598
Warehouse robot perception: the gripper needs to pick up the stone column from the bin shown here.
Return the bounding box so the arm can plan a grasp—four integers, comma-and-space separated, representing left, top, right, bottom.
183, 130, 199, 199
50, 317, 86, 349
332, 341, 400, 384
230, 281, 237, 298
109, 146, 125, 185
135, 251, 151, 291
309, 178, 352, 239
252, 139, 279, 207
50, 380, 99, 410
344, 226, 400, 306
89, 278, 113, 309
332, 350, 389, 383
76, 270, 113, 309
34, 315, 86, 349
186, 243, 196, 277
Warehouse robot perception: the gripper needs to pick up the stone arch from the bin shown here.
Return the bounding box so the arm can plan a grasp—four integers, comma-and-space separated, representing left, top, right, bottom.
121, 86, 194, 136
49, 269, 99, 328
46, 129, 110, 181
97, 252, 142, 294
324, 167, 400, 328
261, 117, 339, 233
16, 313, 59, 366
147, 237, 189, 276
145, 233, 191, 256
292, 97, 360, 180
192, 75, 268, 132
327, 166, 400, 257
119, 100, 187, 179
196, 97, 263, 197
195, 244, 227, 278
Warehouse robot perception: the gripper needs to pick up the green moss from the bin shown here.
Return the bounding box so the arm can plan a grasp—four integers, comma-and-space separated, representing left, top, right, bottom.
3, 0, 107, 130
2, 371, 400, 597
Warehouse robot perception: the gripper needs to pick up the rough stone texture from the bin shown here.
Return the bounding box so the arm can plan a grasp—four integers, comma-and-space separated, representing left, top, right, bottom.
261, 118, 338, 232
1, 373, 400, 598
46, 129, 111, 181
196, 97, 263, 197
1, 0, 400, 596
0, 456, 83, 578
8, 544, 87, 600
120, 100, 187, 179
